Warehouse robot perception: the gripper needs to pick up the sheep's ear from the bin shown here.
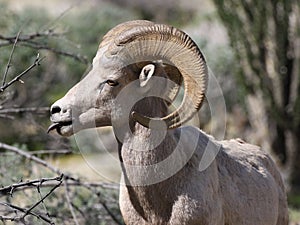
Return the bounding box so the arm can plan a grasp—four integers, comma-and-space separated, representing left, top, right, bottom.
139, 64, 155, 87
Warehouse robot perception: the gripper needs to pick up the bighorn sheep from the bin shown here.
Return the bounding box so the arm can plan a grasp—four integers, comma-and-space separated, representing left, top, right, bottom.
48, 20, 288, 225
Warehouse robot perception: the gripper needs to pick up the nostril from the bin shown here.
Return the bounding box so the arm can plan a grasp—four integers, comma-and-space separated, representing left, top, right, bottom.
51, 106, 61, 114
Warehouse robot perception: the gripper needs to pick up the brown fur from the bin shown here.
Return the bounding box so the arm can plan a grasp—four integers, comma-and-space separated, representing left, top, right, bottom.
49, 20, 289, 225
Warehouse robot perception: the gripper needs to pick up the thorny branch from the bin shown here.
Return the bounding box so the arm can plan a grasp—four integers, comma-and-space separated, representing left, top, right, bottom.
0, 107, 50, 120
0, 54, 45, 93
0, 107, 49, 114
0, 142, 122, 225
0, 30, 88, 64
2, 30, 21, 87
0, 177, 118, 194
0, 29, 45, 95
21, 178, 63, 222
28, 149, 72, 155
0, 10, 121, 224
0, 175, 63, 196
0, 28, 87, 94
20, 42, 88, 63
0, 202, 54, 224
0, 30, 64, 47
0, 17, 87, 126
64, 181, 79, 225
0, 176, 63, 224
0, 142, 61, 175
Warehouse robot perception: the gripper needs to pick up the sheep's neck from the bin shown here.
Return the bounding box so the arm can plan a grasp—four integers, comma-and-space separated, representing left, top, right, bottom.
120, 97, 174, 168
117, 98, 177, 221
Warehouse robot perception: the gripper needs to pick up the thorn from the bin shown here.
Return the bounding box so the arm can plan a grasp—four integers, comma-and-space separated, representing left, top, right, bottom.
58, 173, 64, 181
9, 187, 14, 197
34, 53, 40, 64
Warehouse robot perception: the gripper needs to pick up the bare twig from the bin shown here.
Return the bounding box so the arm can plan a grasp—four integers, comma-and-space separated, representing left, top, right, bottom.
0, 202, 53, 224
0, 140, 122, 224
19, 42, 88, 63
21, 176, 63, 223
0, 142, 119, 190
0, 175, 63, 196
0, 114, 14, 120
0, 30, 64, 47
0, 54, 45, 93
0, 142, 61, 175
0, 8, 120, 224
0, 215, 18, 221
64, 181, 79, 225
0, 176, 62, 224
2, 31, 21, 86
36, 185, 52, 224
0, 178, 119, 195
0, 107, 49, 114
76, 181, 123, 225
39, 4, 76, 32
0, 142, 88, 187
30, 149, 72, 155
70, 202, 86, 219
0, 106, 49, 120
100, 199, 123, 225
0, 31, 88, 64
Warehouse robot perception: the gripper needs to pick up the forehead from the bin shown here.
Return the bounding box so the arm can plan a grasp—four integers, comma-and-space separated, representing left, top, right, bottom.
91, 46, 136, 82
92, 46, 123, 72
93, 46, 118, 68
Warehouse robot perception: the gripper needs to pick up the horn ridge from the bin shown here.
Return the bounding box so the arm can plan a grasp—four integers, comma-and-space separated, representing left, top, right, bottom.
108, 21, 208, 129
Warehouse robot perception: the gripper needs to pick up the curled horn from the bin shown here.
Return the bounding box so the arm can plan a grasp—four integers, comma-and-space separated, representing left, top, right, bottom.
108, 21, 208, 129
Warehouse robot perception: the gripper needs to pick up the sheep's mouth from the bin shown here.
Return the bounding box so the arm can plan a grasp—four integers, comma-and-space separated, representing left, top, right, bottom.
47, 121, 72, 135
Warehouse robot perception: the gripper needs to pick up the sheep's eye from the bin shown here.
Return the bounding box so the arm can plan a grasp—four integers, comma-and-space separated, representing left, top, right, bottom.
106, 79, 119, 86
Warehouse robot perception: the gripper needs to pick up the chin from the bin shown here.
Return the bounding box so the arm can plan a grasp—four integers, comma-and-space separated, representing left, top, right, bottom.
58, 125, 74, 137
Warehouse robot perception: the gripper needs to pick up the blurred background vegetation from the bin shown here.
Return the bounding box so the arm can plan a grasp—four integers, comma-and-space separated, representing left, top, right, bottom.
0, 0, 299, 224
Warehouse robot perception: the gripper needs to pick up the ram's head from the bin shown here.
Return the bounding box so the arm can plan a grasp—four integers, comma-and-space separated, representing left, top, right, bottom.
48, 20, 208, 137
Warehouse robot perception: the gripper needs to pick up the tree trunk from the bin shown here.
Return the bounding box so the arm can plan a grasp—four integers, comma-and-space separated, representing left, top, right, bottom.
270, 124, 288, 165
289, 127, 300, 194
212, 0, 300, 193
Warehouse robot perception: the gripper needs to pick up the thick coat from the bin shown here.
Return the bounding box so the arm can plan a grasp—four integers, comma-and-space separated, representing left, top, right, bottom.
48, 20, 289, 225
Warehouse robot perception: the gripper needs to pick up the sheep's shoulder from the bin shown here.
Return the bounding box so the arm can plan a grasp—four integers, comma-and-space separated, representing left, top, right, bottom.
216, 139, 284, 224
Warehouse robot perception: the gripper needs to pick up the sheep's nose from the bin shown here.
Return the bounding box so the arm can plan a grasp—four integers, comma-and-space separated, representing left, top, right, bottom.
50, 103, 70, 117
50, 105, 61, 115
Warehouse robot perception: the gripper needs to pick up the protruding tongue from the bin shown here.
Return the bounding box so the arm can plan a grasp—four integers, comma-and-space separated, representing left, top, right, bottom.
47, 123, 60, 134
